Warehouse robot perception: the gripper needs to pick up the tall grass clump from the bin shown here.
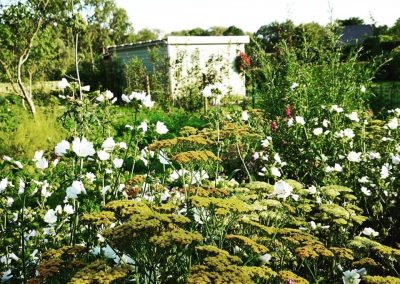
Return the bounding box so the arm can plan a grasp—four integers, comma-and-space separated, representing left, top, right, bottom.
0, 107, 66, 159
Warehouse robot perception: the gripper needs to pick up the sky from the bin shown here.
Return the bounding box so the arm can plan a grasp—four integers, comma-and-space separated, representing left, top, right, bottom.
115, 0, 399, 34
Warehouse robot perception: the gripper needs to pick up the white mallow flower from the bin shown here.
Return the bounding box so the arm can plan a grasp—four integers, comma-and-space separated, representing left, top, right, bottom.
66, 180, 86, 199
342, 270, 361, 284
72, 137, 95, 157
97, 150, 110, 161
295, 116, 305, 125
101, 186, 111, 195
156, 121, 169, 135
360, 85, 366, 93
96, 94, 105, 102
44, 209, 57, 224
113, 158, 124, 169
343, 128, 355, 139
105, 90, 114, 99
380, 164, 390, 179
158, 150, 170, 165
308, 185, 317, 195
313, 128, 323, 136
142, 94, 154, 108
346, 111, 360, 122
387, 117, 398, 130
241, 111, 249, 121
58, 78, 70, 89
102, 137, 116, 152
86, 172, 96, 183
55, 140, 70, 156
391, 154, 400, 165
261, 137, 272, 148
18, 178, 25, 194
287, 118, 294, 127
330, 105, 344, 113
271, 166, 281, 177
138, 121, 148, 133
118, 142, 127, 149
202, 85, 213, 97
347, 151, 361, 162
121, 94, 131, 103
6, 197, 14, 207
368, 152, 381, 160
81, 85, 90, 92
362, 227, 379, 237
334, 163, 343, 172
290, 82, 299, 90
272, 180, 293, 200
33, 150, 48, 170
361, 187, 371, 196
130, 91, 146, 101
258, 253, 272, 264
322, 119, 330, 128
0, 178, 8, 192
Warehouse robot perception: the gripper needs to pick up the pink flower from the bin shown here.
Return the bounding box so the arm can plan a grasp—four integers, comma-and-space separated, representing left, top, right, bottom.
285, 105, 292, 118
271, 121, 278, 132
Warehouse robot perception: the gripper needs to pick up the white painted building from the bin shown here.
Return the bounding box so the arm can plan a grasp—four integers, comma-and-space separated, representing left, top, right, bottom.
107, 36, 250, 100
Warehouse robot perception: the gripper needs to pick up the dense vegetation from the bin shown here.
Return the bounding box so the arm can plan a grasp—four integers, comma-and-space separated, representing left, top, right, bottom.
1, 1, 400, 283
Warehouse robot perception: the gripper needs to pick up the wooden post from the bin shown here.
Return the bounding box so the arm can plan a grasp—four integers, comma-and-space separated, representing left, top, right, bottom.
146, 75, 151, 96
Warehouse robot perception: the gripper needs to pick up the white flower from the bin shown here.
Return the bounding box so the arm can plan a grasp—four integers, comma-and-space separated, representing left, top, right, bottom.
308, 185, 317, 195
118, 142, 127, 149
346, 112, 360, 122
334, 163, 343, 172
158, 150, 170, 165
55, 140, 70, 156
287, 117, 294, 127
130, 91, 146, 101
362, 227, 379, 237
102, 137, 116, 152
367, 152, 381, 160
241, 111, 249, 121
101, 185, 111, 195
322, 119, 330, 128
1, 269, 13, 282
6, 197, 14, 207
387, 117, 398, 130
35, 157, 48, 170
64, 204, 75, 215
261, 137, 271, 148
330, 105, 344, 113
138, 121, 148, 133
391, 154, 400, 165
347, 151, 361, 162
360, 187, 371, 196
66, 180, 86, 199
360, 85, 366, 93
295, 116, 305, 125
202, 85, 213, 97
258, 253, 272, 264
14, 161, 23, 169
310, 221, 317, 230
3, 155, 12, 161
290, 82, 299, 90
86, 172, 96, 183
343, 128, 355, 139
58, 78, 70, 89
97, 150, 110, 161
0, 178, 8, 193
342, 269, 361, 284
121, 94, 131, 103
105, 90, 114, 99
142, 94, 154, 108
96, 94, 105, 102
156, 121, 168, 135
313, 128, 323, 136
81, 85, 90, 92
18, 178, 25, 194
272, 180, 293, 200
44, 209, 57, 224
380, 164, 390, 179
72, 137, 95, 157
271, 167, 281, 177
113, 158, 123, 169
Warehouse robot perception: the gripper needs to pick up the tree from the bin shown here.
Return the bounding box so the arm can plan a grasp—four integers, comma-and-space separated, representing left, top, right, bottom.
337, 17, 365, 26
223, 25, 245, 36
255, 20, 296, 52
0, 0, 51, 115
134, 28, 161, 42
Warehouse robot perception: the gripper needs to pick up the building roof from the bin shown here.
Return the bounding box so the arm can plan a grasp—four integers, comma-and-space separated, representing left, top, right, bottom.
107, 36, 250, 52
341, 25, 374, 44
